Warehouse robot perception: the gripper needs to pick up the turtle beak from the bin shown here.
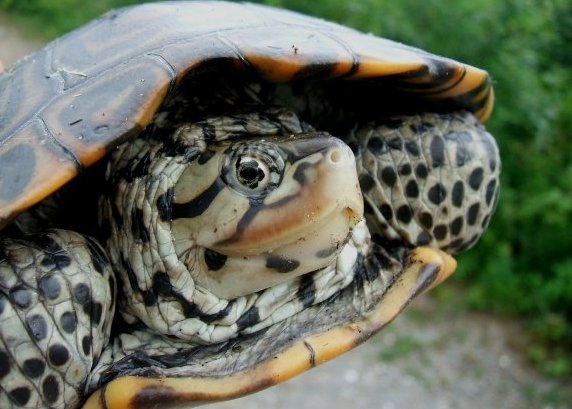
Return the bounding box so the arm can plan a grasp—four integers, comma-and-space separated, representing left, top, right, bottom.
325, 143, 364, 227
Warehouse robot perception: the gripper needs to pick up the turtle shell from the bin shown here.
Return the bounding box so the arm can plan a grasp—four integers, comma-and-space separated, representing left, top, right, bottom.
0, 1, 493, 228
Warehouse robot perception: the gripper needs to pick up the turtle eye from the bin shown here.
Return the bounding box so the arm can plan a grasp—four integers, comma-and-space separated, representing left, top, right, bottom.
222, 141, 284, 196
235, 156, 269, 189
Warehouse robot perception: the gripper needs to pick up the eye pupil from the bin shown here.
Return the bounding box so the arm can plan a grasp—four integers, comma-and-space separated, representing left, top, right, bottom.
237, 159, 265, 188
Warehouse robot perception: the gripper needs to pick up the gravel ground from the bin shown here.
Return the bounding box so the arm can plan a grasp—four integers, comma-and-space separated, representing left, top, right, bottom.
1, 15, 571, 409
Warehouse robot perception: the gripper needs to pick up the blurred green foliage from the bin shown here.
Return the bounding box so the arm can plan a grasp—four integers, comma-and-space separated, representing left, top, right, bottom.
1, 0, 571, 376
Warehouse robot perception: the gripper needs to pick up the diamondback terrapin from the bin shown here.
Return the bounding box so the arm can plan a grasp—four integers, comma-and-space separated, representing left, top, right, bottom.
0, 2, 500, 409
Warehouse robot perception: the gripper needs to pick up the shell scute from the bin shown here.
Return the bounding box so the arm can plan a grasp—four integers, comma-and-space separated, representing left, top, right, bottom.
0, 0, 493, 226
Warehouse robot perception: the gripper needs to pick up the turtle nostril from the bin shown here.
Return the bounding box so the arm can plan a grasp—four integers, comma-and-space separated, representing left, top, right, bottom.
328, 148, 342, 164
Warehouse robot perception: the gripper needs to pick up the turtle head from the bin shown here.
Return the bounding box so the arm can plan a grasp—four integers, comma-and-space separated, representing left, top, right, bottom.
171, 132, 363, 298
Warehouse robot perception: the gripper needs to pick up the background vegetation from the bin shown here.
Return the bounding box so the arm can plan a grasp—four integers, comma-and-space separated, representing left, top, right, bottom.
1, 0, 571, 377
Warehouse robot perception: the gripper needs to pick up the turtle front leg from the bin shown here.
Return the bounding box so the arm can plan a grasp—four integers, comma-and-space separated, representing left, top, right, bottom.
0, 230, 115, 409
348, 111, 500, 254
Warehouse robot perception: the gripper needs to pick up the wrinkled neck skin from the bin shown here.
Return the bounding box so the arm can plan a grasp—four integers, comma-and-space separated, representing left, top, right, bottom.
100, 108, 366, 347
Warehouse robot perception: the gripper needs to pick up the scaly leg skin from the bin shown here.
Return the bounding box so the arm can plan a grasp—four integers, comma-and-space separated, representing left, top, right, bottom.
0, 230, 115, 409
348, 111, 500, 253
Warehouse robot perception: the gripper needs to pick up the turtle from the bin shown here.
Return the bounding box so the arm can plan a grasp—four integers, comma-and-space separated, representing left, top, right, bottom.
0, 2, 500, 409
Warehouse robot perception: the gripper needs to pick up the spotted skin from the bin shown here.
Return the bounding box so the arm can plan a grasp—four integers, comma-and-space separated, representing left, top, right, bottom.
0, 3, 500, 409
0, 231, 114, 409
348, 112, 500, 253
0, 106, 499, 408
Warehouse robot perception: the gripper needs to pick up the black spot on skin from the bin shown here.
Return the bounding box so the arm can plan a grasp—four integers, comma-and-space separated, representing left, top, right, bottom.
266, 256, 300, 273
48, 344, 70, 366
452, 181, 465, 207
84, 236, 108, 275
467, 203, 480, 226
110, 198, 124, 229
371, 233, 402, 250
296, 275, 316, 308
381, 167, 397, 187
26, 314, 47, 341
419, 212, 433, 229
428, 183, 447, 205
202, 124, 216, 141
32, 234, 72, 270
131, 208, 150, 242
90, 302, 103, 326
60, 311, 77, 333
204, 248, 227, 271
38, 274, 60, 300
387, 138, 403, 150
236, 306, 260, 331
469, 168, 484, 190
41, 250, 72, 269
0, 145, 35, 200
198, 149, 216, 165
171, 179, 225, 220
415, 163, 428, 179
364, 200, 374, 215
417, 231, 432, 245
23, 358, 45, 378
367, 137, 388, 155
405, 141, 420, 156
396, 205, 412, 224
42, 375, 59, 403
315, 246, 337, 258
9, 387, 31, 405
152, 272, 173, 296
10, 285, 33, 309
157, 188, 174, 221
486, 179, 496, 206
449, 238, 465, 251
430, 136, 446, 167
121, 257, 141, 297
74, 283, 91, 306
292, 162, 313, 185
450, 217, 464, 236
0, 350, 10, 379
152, 270, 233, 323
405, 180, 419, 198
399, 164, 412, 176
182, 299, 231, 322
82, 336, 91, 356
28, 233, 59, 253
433, 224, 448, 240
359, 173, 375, 192
143, 291, 157, 306
130, 152, 151, 179
379, 203, 393, 221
